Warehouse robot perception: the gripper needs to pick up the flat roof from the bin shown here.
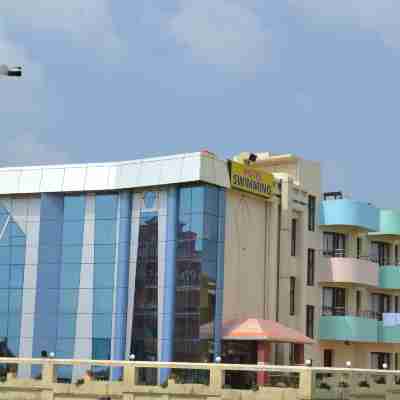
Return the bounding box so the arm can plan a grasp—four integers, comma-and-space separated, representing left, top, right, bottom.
0, 152, 230, 195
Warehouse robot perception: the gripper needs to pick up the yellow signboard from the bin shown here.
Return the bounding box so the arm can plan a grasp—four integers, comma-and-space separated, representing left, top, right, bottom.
230, 161, 276, 198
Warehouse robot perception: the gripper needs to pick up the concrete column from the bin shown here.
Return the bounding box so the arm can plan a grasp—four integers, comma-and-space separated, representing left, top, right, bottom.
299, 368, 314, 400
209, 365, 224, 390
257, 342, 271, 385
123, 364, 137, 387
41, 361, 55, 384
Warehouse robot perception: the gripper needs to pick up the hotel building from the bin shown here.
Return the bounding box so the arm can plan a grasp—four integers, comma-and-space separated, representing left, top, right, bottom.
0, 150, 398, 377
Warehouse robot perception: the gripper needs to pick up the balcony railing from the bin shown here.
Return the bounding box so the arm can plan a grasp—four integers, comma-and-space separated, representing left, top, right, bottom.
321, 307, 380, 320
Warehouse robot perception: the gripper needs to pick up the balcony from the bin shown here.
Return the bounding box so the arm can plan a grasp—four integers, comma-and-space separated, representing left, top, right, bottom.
369, 209, 400, 239
379, 266, 400, 289
319, 313, 379, 342
320, 199, 379, 232
319, 256, 379, 287
378, 321, 400, 343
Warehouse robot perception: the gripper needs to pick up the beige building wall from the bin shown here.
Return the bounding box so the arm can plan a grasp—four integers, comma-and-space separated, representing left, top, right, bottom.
223, 189, 278, 322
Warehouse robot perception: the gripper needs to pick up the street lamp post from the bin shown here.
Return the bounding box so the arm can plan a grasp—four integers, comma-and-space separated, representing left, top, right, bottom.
0, 65, 22, 78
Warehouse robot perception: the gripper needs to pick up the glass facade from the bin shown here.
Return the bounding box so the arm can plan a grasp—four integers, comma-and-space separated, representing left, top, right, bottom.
175, 185, 225, 362
0, 183, 226, 380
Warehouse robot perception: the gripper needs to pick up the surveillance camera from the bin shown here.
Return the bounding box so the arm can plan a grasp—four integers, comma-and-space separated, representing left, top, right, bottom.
248, 153, 258, 163
7, 67, 22, 77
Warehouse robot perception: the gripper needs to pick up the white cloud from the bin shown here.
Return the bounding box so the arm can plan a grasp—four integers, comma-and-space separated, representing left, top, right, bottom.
290, 0, 400, 48
169, 0, 271, 75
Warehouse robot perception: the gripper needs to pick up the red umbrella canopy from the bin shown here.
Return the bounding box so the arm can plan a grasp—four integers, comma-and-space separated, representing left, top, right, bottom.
205, 318, 314, 344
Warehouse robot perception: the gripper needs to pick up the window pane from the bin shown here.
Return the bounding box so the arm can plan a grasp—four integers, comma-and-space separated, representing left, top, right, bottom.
94, 245, 116, 264
205, 186, 219, 215
62, 245, 83, 264
95, 194, 118, 220
93, 314, 112, 338
60, 264, 81, 289
0, 247, 10, 264
179, 188, 191, 215
11, 246, 25, 265
62, 221, 84, 245
0, 225, 10, 246
191, 214, 204, 239
57, 316, 76, 338
9, 289, 22, 313
95, 220, 116, 244
94, 263, 115, 288
93, 289, 113, 314
191, 187, 205, 213
9, 267, 24, 288
92, 338, 111, 360
0, 268, 10, 288
58, 290, 79, 314
0, 290, 8, 312
0, 316, 7, 337
8, 315, 21, 337
143, 192, 157, 209
63, 195, 86, 221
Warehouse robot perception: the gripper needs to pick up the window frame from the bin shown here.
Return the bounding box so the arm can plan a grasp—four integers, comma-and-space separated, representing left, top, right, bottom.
307, 248, 315, 286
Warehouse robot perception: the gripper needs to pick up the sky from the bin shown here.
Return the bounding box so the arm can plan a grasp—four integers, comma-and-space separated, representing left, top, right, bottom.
0, 0, 399, 208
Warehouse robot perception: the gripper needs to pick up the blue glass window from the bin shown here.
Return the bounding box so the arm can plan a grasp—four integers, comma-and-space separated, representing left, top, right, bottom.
191, 187, 205, 213
9, 289, 22, 313
9, 267, 24, 288
144, 192, 157, 209
95, 220, 116, 244
93, 289, 114, 314
93, 314, 112, 338
0, 290, 8, 313
179, 188, 191, 215
0, 247, 10, 265
92, 338, 111, 360
94, 245, 116, 264
57, 316, 76, 338
11, 246, 25, 265
39, 245, 62, 264
0, 205, 9, 215
62, 245, 83, 264
0, 225, 10, 246
94, 264, 115, 288
8, 315, 21, 337
204, 214, 218, 241
0, 316, 7, 337
10, 222, 25, 238
95, 194, 118, 220
0, 214, 8, 230
6, 337, 19, 356
62, 221, 84, 245
0, 269, 9, 288
205, 186, 219, 215
58, 290, 79, 314
191, 214, 204, 239
63, 195, 86, 221
60, 264, 81, 289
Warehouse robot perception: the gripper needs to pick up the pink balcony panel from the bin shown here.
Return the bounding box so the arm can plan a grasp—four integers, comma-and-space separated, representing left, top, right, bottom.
319, 257, 379, 287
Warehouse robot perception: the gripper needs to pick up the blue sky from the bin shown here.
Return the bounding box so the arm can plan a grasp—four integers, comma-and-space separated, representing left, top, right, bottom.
1, 0, 399, 207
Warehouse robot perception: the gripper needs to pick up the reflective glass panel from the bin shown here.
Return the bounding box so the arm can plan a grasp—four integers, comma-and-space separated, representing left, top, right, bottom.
95, 194, 118, 220
62, 246, 83, 264
60, 264, 81, 289
9, 267, 24, 288
191, 187, 205, 213
8, 315, 21, 337
93, 289, 114, 314
0, 291, 8, 312
9, 289, 22, 313
94, 264, 115, 288
62, 221, 84, 245
63, 195, 86, 221
179, 188, 191, 215
0, 247, 11, 264
95, 220, 116, 244
58, 290, 79, 314
0, 316, 7, 337
92, 338, 111, 360
93, 314, 112, 338
0, 269, 10, 288
94, 245, 116, 264
11, 246, 25, 265
57, 316, 76, 338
